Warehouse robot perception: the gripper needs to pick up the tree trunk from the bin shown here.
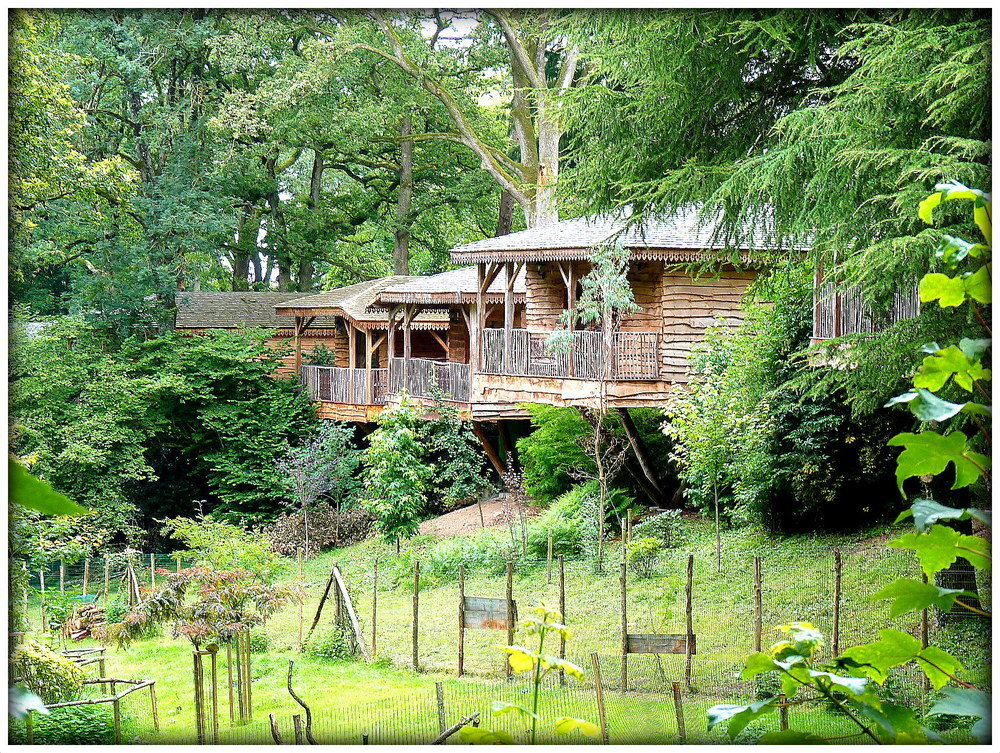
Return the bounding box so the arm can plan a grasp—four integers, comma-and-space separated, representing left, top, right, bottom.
496, 190, 515, 237
394, 116, 413, 275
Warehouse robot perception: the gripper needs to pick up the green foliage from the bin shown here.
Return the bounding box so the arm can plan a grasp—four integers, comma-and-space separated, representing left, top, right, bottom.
361, 399, 432, 547
10, 640, 85, 704
516, 405, 594, 501
8, 459, 89, 517
631, 510, 685, 548
160, 516, 292, 583
247, 630, 271, 654
626, 537, 663, 578
525, 515, 587, 559
9, 704, 118, 745
304, 625, 354, 661
421, 392, 496, 508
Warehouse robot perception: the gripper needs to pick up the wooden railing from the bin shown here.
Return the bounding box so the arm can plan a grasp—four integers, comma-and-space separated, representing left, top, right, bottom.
300, 365, 388, 405
812, 284, 920, 340
481, 328, 660, 381
389, 357, 472, 403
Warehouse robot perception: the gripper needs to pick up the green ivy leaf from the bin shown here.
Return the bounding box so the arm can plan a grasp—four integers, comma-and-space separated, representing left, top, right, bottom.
840, 629, 921, 684
490, 701, 537, 720
9, 459, 90, 516
957, 337, 991, 361
458, 725, 515, 744
806, 670, 869, 697
886, 389, 965, 422
873, 577, 977, 618
740, 652, 780, 680
934, 234, 975, 266
913, 345, 990, 393
499, 646, 537, 674
707, 696, 779, 738
552, 717, 601, 737
895, 498, 992, 532
928, 688, 991, 743
955, 533, 990, 569
919, 273, 967, 307
916, 645, 965, 690
887, 431, 989, 493
964, 265, 992, 304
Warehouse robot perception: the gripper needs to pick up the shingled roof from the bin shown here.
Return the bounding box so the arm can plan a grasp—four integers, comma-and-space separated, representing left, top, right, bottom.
174, 292, 339, 329
376, 266, 526, 306
450, 205, 804, 264
275, 277, 449, 330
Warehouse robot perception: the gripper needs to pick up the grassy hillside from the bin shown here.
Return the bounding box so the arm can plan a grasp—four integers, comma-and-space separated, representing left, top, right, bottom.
16, 519, 988, 744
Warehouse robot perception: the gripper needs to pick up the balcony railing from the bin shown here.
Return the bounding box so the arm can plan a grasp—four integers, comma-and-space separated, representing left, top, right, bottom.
300, 365, 388, 405
389, 357, 472, 403
812, 284, 920, 340
481, 328, 660, 381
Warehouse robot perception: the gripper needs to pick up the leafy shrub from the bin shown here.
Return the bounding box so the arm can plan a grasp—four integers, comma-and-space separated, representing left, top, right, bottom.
525, 515, 586, 558
103, 595, 162, 639
632, 510, 685, 547
248, 630, 271, 654
161, 516, 291, 583
516, 405, 594, 502
626, 537, 663, 578
420, 533, 518, 584
269, 504, 375, 557
10, 639, 85, 703
304, 343, 337, 366
9, 704, 117, 744
305, 625, 353, 660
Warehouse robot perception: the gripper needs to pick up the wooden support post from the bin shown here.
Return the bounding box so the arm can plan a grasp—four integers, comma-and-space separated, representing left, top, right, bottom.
470, 421, 506, 477
193, 651, 206, 744
294, 316, 304, 375
684, 554, 694, 690
474, 263, 484, 371
293, 713, 304, 744
672, 682, 686, 743
364, 331, 374, 404
505, 560, 515, 678
403, 305, 413, 386
210, 646, 220, 744
590, 653, 610, 745
567, 263, 576, 377
412, 560, 420, 671
620, 561, 629, 691
832, 548, 843, 656
546, 530, 554, 584
753, 556, 763, 653
83, 558, 91, 596
113, 697, 122, 744
59, 559, 65, 593
779, 694, 789, 731
297, 548, 304, 650
175, 553, 183, 573
227, 644, 235, 724
558, 554, 567, 685
457, 564, 465, 677
435, 682, 447, 734
149, 681, 160, 731
502, 262, 514, 372
615, 407, 664, 500
372, 558, 378, 659
38, 568, 46, 631
348, 325, 357, 369
150, 553, 156, 590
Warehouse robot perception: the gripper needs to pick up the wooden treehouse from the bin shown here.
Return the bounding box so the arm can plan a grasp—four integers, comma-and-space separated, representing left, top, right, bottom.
811, 277, 921, 344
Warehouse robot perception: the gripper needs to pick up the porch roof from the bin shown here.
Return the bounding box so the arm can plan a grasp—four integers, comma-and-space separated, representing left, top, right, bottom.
376, 265, 526, 306
275, 277, 450, 330
449, 205, 807, 264
175, 292, 340, 329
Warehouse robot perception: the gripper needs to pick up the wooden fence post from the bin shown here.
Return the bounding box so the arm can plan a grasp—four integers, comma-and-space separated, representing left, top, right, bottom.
59, 559, 65, 593
505, 560, 514, 678
292, 714, 304, 744
753, 556, 763, 653
193, 651, 206, 744
620, 561, 629, 691
435, 681, 447, 734
209, 645, 220, 744
149, 681, 160, 731
672, 682, 686, 743
83, 558, 91, 596
175, 552, 183, 574
684, 554, 694, 690
546, 530, 553, 584
104, 561, 111, 603
832, 548, 842, 656
226, 644, 235, 724
779, 694, 789, 731
296, 548, 304, 650
457, 564, 465, 677
38, 568, 47, 631
590, 653, 610, 745
113, 697, 122, 744
558, 554, 566, 685
243, 629, 253, 719
334, 561, 344, 628
371, 557, 378, 659
150, 553, 156, 591
412, 560, 420, 672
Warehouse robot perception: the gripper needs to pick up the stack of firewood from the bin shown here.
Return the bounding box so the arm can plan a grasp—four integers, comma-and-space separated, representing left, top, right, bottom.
62, 603, 106, 641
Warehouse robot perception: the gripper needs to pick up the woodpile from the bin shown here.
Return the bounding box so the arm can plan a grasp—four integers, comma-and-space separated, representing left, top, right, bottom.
62, 603, 107, 641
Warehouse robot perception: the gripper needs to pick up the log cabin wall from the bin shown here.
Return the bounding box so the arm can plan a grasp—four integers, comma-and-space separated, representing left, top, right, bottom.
659, 266, 756, 382
524, 262, 572, 332
619, 261, 664, 334
270, 330, 344, 376
448, 311, 469, 364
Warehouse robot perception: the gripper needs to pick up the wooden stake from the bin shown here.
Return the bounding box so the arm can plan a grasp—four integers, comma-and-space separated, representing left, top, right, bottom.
412, 560, 420, 671
210, 647, 220, 744
672, 682, 686, 743
832, 548, 842, 656
113, 697, 122, 744
620, 561, 629, 691
150, 553, 156, 590
372, 558, 378, 658
684, 554, 694, 690
193, 652, 206, 744
227, 644, 235, 724
83, 558, 91, 596
244, 629, 253, 719
753, 556, 763, 653
297, 548, 304, 650
435, 682, 447, 734
505, 560, 514, 678
60, 559, 65, 593
175, 553, 183, 574
149, 681, 160, 731
558, 555, 566, 685
590, 653, 610, 745
779, 694, 789, 731
293, 714, 304, 744
268, 713, 284, 744
457, 564, 466, 677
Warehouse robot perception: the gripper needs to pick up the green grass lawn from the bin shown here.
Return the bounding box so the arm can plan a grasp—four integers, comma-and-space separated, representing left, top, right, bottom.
18, 520, 987, 744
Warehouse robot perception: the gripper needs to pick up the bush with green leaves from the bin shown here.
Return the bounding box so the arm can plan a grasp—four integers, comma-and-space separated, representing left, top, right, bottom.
515, 405, 594, 501
305, 625, 353, 661
248, 629, 271, 654
10, 639, 85, 703
9, 704, 117, 744
524, 515, 586, 559
160, 515, 291, 584
632, 510, 685, 547
626, 537, 663, 578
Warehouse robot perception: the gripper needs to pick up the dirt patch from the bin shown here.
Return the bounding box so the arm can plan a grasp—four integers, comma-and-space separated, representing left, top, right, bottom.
419, 497, 543, 538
